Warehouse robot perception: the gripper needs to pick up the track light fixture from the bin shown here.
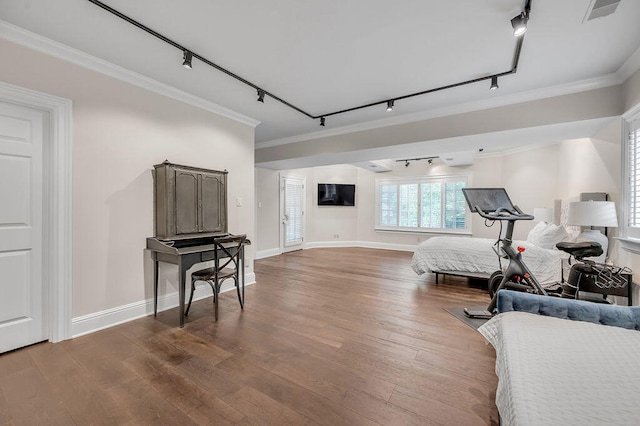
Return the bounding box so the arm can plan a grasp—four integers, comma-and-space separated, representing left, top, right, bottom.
490, 76, 499, 90
88, 0, 532, 123
511, 11, 528, 37
397, 156, 438, 167
182, 50, 193, 69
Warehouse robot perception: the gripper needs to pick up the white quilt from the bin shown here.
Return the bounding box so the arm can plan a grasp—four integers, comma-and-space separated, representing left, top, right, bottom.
410, 236, 566, 284
479, 312, 640, 425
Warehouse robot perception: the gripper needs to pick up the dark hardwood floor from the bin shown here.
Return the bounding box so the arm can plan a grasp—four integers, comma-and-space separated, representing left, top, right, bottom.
0, 248, 499, 425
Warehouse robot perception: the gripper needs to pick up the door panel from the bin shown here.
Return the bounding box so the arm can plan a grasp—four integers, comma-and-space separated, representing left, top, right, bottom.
0, 102, 45, 353
0, 155, 30, 224
281, 175, 305, 253
201, 173, 224, 233
175, 170, 199, 234
0, 251, 29, 323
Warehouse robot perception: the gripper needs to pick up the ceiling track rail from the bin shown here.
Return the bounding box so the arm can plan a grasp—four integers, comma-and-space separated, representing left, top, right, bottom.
87, 0, 531, 125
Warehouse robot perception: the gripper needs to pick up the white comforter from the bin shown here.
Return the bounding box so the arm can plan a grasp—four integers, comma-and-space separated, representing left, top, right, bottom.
411, 236, 565, 284
479, 312, 640, 425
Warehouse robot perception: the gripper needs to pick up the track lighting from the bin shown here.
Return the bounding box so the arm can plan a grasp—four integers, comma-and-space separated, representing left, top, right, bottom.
182, 50, 193, 69
89, 0, 533, 123
511, 12, 528, 36
490, 76, 499, 90
397, 156, 438, 167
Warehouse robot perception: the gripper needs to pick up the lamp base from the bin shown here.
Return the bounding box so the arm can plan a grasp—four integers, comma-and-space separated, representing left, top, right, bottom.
576, 229, 608, 263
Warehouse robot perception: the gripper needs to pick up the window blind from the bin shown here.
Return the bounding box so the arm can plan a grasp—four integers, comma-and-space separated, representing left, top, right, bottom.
376, 175, 469, 233
629, 120, 640, 229
284, 178, 304, 246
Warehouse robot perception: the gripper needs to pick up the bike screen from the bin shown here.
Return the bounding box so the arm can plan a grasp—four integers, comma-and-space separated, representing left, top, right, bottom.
462, 188, 516, 213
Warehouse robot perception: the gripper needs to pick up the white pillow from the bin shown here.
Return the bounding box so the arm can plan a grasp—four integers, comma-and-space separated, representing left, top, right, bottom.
526, 222, 569, 250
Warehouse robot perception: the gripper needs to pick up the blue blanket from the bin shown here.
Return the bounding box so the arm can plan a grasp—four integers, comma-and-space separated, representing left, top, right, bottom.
496, 290, 640, 330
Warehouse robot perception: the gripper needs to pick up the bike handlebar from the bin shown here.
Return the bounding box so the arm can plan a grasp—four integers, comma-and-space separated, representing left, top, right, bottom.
473, 205, 534, 221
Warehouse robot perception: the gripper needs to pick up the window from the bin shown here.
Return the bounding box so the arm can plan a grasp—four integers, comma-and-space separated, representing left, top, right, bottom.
376, 175, 470, 233
622, 113, 640, 242
282, 175, 305, 249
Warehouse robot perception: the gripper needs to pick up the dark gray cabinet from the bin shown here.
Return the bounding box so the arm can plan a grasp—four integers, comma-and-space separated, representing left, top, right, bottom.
153, 161, 228, 239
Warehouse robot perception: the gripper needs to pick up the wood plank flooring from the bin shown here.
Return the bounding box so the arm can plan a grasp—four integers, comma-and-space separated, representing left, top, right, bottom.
0, 247, 499, 425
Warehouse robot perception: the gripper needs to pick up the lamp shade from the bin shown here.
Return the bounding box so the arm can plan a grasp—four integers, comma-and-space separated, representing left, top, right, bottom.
533, 207, 554, 223
567, 201, 618, 227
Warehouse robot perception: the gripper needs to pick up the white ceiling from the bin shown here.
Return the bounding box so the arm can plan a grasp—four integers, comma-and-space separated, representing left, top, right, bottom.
2, 0, 640, 162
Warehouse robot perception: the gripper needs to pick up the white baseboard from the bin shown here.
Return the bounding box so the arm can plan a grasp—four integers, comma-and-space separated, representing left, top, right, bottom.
355, 241, 417, 252
253, 243, 407, 258
71, 272, 256, 338
302, 240, 416, 252
255, 248, 281, 259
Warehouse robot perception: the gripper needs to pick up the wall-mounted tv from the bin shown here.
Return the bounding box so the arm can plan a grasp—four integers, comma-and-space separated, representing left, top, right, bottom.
317, 183, 356, 206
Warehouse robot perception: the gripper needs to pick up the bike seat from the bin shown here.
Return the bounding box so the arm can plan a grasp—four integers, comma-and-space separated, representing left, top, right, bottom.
555, 241, 603, 258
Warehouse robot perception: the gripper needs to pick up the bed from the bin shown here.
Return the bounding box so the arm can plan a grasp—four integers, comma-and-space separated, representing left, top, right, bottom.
479, 290, 640, 425
411, 221, 571, 285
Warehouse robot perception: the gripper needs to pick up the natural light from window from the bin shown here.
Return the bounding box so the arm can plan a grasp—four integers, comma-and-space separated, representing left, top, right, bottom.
376, 175, 470, 234
623, 113, 640, 243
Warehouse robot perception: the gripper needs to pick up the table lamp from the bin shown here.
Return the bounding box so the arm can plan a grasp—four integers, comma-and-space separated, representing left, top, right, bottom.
567, 201, 618, 262
533, 207, 554, 223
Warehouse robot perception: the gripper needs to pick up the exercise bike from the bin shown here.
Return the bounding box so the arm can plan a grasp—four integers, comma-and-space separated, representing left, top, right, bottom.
460, 188, 607, 319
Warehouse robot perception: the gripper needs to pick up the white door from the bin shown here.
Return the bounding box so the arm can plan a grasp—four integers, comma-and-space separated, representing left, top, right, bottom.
0, 101, 46, 353
280, 175, 305, 253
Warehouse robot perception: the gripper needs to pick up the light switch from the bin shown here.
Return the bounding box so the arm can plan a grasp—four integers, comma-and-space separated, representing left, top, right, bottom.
236, 196, 242, 207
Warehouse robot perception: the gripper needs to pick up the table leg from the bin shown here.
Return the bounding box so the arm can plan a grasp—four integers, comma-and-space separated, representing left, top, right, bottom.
153, 259, 159, 316
241, 245, 245, 305
179, 262, 187, 328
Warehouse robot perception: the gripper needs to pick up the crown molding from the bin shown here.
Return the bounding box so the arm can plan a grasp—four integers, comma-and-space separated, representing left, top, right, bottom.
617, 46, 640, 83
486, 139, 564, 158
256, 74, 621, 149
0, 20, 260, 128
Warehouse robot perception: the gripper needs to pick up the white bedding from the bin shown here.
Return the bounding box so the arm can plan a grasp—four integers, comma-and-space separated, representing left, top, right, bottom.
410, 236, 566, 284
479, 312, 640, 425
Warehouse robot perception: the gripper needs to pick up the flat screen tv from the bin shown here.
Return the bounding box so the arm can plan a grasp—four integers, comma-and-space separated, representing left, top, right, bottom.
317, 183, 356, 206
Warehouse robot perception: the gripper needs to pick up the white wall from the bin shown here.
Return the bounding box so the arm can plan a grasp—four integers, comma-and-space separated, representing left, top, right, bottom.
624, 68, 640, 112
0, 39, 256, 318
256, 136, 623, 251
307, 166, 359, 243
255, 167, 280, 255
256, 86, 623, 168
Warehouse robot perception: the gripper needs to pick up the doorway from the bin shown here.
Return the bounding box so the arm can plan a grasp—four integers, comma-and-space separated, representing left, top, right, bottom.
0, 82, 72, 351
280, 174, 305, 253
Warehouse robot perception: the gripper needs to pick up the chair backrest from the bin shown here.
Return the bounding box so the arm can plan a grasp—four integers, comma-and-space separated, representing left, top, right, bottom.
214, 234, 247, 272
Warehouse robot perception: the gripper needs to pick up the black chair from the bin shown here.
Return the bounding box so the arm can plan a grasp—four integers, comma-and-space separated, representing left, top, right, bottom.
185, 234, 247, 321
